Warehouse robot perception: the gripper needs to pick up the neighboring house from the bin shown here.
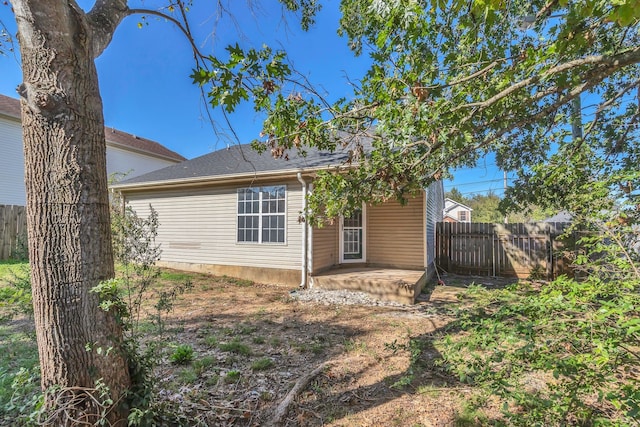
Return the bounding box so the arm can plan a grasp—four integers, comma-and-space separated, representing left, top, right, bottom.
112, 143, 445, 288
543, 211, 572, 223
443, 198, 473, 223
0, 94, 186, 206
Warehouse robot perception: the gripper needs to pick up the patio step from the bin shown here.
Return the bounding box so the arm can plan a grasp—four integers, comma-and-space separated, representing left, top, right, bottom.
311, 267, 426, 305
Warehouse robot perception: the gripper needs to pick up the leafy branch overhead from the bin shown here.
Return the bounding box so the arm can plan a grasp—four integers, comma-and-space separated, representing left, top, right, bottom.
193, 0, 639, 220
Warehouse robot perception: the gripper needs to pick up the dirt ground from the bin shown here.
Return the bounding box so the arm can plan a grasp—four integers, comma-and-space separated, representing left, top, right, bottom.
146, 271, 513, 426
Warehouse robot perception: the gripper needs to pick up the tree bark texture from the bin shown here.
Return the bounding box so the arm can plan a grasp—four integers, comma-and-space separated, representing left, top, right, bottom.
11, 0, 130, 424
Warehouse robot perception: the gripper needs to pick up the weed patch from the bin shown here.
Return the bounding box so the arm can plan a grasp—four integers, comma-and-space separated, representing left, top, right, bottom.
251, 357, 274, 371
169, 344, 194, 365
434, 276, 640, 425
219, 339, 251, 356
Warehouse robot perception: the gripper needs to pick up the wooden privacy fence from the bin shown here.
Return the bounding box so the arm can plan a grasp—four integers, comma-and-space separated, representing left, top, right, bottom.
436, 222, 572, 279
0, 205, 27, 260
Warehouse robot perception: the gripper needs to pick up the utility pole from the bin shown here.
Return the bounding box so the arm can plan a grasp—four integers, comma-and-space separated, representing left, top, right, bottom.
572, 95, 583, 140
504, 170, 508, 224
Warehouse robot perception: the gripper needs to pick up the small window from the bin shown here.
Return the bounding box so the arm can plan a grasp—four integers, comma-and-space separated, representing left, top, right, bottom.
458, 211, 468, 222
237, 186, 286, 243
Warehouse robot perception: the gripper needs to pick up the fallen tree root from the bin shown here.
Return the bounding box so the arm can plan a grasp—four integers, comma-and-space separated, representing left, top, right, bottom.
266, 360, 333, 427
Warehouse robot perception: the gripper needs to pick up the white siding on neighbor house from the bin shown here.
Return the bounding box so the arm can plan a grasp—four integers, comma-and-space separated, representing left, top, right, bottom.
1, 116, 179, 206
106, 145, 178, 180
125, 179, 304, 270
446, 205, 471, 222
0, 116, 26, 206
444, 199, 472, 222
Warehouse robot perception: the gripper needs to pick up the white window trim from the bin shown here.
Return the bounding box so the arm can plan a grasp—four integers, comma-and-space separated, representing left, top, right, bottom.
236, 185, 287, 245
339, 204, 366, 263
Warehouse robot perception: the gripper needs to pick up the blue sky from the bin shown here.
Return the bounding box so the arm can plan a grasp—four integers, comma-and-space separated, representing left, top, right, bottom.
0, 1, 507, 196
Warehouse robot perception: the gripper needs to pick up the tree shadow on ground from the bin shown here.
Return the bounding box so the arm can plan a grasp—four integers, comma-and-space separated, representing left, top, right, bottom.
147, 278, 510, 426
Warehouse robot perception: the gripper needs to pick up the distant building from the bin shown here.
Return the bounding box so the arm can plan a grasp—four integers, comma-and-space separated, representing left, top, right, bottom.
543, 211, 572, 222
0, 94, 186, 206
443, 198, 473, 223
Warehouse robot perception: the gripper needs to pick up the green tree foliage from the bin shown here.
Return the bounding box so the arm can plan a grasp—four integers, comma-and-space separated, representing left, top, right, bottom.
193, 1, 639, 421
446, 188, 552, 222
444, 188, 465, 203
468, 192, 504, 223
195, 0, 639, 222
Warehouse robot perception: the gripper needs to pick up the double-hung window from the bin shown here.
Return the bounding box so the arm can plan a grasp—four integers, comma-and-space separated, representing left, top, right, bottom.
237, 186, 286, 244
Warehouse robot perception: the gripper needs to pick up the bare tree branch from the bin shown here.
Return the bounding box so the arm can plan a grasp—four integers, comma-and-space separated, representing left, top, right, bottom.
456, 46, 640, 114
86, 0, 129, 58
127, 7, 207, 66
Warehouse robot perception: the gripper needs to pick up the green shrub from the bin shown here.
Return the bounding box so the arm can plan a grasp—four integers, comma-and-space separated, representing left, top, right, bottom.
169, 344, 194, 365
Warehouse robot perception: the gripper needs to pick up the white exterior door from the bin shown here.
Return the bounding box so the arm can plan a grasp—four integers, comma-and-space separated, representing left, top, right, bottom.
340, 207, 365, 263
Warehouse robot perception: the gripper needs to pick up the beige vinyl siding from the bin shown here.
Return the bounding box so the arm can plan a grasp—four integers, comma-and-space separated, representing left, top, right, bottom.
125, 179, 303, 270
311, 221, 338, 273
366, 196, 424, 268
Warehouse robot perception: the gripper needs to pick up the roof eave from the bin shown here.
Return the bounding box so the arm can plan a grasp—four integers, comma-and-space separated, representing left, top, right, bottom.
111, 164, 345, 192
0, 111, 21, 122
106, 140, 185, 163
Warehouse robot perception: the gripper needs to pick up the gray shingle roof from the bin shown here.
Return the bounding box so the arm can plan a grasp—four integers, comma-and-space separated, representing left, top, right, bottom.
0, 93, 186, 162
117, 143, 356, 186
104, 127, 186, 162
0, 94, 21, 119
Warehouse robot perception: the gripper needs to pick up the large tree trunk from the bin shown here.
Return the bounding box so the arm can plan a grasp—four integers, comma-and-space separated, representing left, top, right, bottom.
11, 1, 131, 424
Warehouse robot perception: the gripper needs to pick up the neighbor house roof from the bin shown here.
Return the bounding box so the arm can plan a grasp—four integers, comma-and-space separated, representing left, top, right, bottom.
0, 93, 186, 163
0, 94, 21, 118
444, 198, 473, 212
113, 142, 364, 190
543, 211, 572, 222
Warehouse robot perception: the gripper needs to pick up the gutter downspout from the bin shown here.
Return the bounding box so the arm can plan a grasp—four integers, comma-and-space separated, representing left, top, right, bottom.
297, 172, 308, 288
307, 183, 313, 288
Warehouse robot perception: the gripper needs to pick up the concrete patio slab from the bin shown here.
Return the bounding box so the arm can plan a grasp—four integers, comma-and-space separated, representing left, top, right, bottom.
311, 267, 426, 305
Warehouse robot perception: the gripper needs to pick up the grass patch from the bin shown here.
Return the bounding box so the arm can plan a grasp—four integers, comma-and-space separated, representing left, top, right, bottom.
344, 338, 367, 353
220, 327, 235, 336
237, 323, 257, 335
269, 337, 282, 347
0, 323, 40, 422
252, 336, 265, 345
178, 367, 198, 384
454, 402, 488, 427
193, 356, 216, 375
224, 370, 241, 383
203, 335, 218, 348
219, 275, 253, 287
219, 339, 251, 356
251, 357, 274, 371
0, 260, 28, 279
159, 270, 194, 282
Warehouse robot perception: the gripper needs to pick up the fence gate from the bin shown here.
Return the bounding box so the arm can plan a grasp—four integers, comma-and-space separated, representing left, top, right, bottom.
0, 204, 27, 260
436, 222, 571, 279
